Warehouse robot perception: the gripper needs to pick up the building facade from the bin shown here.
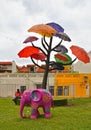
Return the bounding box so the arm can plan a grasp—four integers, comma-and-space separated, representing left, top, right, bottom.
0, 73, 55, 97
54, 73, 91, 98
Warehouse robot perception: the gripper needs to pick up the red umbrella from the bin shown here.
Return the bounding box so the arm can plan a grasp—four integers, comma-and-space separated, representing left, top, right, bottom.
18, 46, 40, 58
70, 45, 90, 63
31, 52, 46, 60
23, 36, 39, 43
54, 53, 68, 61
55, 53, 72, 64
28, 24, 57, 37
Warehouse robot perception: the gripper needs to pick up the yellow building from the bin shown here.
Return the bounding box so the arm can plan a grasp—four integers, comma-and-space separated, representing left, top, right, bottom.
54, 73, 91, 98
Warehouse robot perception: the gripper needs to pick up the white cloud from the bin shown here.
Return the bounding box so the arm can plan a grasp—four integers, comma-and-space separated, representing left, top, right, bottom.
0, 0, 91, 65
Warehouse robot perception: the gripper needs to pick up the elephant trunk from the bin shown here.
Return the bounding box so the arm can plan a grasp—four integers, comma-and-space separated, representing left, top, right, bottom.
20, 99, 26, 118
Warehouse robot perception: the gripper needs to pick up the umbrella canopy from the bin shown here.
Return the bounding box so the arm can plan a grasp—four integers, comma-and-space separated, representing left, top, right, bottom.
18, 46, 40, 58
54, 45, 68, 53
70, 45, 90, 63
56, 32, 71, 42
54, 53, 68, 61
23, 36, 38, 43
55, 53, 72, 64
46, 22, 64, 32
31, 52, 46, 60
28, 24, 57, 37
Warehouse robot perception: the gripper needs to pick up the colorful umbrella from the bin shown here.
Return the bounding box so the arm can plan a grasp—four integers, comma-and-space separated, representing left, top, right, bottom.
54, 53, 68, 61
23, 36, 38, 43
18, 46, 40, 58
54, 45, 68, 53
46, 22, 64, 32
28, 24, 57, 37
31, 52, 46, 60
55, 53, 72, 64
56, 32, 71, 42
70, 45, 90, 63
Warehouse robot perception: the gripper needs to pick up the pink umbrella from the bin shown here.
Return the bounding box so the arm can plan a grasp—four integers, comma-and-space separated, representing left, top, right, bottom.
23, 36, 39, 43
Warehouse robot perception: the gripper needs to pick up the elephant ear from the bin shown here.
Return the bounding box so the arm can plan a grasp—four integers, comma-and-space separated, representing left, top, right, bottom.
30, 90, 42, 102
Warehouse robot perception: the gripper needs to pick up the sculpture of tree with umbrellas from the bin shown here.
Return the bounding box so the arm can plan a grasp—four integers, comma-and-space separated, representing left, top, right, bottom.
18, 22, 90, 89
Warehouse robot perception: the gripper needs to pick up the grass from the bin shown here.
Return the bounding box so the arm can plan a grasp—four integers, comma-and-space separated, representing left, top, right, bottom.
0, 98, 91, 130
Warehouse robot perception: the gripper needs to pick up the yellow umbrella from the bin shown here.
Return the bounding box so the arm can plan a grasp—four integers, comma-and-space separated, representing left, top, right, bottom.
28, 24, 57, 37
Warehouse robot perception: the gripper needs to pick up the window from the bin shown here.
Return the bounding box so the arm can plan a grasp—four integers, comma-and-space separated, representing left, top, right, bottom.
30, 66, 34, 72
49, 86, 54, 95
57, 86, 69, 96
20, 86, 26, 93
57, 86, 63, 95
64, 86, 69, 96
36, 84, 42, 89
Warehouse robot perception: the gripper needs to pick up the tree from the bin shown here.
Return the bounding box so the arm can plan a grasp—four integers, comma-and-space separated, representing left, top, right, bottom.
18, 23, 90, 89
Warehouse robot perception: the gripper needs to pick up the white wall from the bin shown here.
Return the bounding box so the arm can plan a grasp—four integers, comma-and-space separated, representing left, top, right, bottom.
0, 73, 55, 97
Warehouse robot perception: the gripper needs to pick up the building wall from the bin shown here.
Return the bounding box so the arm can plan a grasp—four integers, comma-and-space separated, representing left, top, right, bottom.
54, 73, 91, 98
1, 73, 91, 98
0, 73, 55, 97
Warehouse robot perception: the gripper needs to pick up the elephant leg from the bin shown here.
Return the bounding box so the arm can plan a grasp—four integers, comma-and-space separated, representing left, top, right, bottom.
30, 108, 40, 119
43, 107, 51, 118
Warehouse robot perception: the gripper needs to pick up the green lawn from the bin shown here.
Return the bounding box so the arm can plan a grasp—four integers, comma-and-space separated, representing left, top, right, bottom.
0, 98, 91, 130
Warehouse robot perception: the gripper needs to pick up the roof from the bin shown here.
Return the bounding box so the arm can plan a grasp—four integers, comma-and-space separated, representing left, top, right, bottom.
27, 64, 35, 67
17, 66, 29, 73
0, 61, 12, 65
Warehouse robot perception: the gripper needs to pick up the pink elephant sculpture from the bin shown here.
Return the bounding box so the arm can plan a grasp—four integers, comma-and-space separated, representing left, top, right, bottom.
20, 89, 54, 119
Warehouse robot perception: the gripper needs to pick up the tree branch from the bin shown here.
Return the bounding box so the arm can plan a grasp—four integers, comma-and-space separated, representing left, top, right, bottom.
51, 39, 62, 51
41, 37, 48, 52
43, 35, 49, 47
31, 42, 47, 56
30, 57, 46, 69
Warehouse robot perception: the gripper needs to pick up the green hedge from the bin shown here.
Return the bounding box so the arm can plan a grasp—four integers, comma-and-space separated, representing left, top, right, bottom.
13, 98, 68, 106
53, 99, 68, 106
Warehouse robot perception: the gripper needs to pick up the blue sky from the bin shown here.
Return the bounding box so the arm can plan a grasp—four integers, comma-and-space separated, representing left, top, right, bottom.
0, 0, 91, 65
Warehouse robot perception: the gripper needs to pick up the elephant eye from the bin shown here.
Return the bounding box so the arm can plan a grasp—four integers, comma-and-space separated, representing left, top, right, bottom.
30, 93, 38, 100
33, 93, 38, 100
30, 90, 42, 101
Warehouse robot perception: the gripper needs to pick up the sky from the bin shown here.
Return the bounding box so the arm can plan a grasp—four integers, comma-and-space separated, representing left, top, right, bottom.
0, 0, 91, 66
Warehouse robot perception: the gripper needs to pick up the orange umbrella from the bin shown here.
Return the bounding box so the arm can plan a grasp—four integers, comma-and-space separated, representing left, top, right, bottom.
18, 46, 40, 58
28, 24, 57, 37
70, 45, 90, 63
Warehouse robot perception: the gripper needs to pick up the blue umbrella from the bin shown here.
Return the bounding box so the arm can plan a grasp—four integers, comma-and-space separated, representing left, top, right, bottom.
46, 22, 64, 33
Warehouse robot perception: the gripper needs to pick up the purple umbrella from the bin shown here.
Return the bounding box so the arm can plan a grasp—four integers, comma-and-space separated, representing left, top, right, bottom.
56, 32, 71, 42
23, 36, 39, 43
54, 45, 68, 53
